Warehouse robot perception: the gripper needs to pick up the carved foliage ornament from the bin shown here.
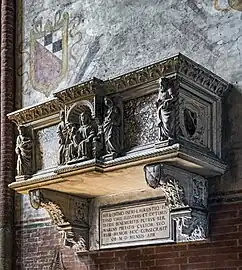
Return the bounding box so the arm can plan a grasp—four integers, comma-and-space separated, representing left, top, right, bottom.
178, 57, 228, 96
144, 163, 186, 209
29, 190, 88, 252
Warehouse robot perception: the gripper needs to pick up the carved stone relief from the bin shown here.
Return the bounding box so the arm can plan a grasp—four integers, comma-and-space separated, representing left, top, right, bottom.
179, 95, 209, 148
29, 189, 89, 252
144, 163, 187, 210
57, 102, 100, 165
156, 78, 178, 142
56, 96, 124, 164
192, 177, 208, 209
15, 126, 33, 177
144, 163, 208, 242
124, 93, 158, 150
103, 96, 123, 160
173, 213, 207, 242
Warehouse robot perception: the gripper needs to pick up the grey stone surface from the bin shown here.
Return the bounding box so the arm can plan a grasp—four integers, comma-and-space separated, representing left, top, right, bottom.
36, 125, 59, 170
124, 93, 158, 150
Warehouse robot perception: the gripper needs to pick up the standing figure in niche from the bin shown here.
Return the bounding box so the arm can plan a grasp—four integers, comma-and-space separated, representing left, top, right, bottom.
66, 122, 77, 161
57, 110, 67, 165
156, 78, 176, 141
15, 126, 32, 176
76, 110, 97, 160
103, 97, 121, 156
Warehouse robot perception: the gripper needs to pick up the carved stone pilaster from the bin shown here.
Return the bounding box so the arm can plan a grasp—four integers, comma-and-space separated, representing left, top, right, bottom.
29, 189, 89, 252
144, 163, 208, 243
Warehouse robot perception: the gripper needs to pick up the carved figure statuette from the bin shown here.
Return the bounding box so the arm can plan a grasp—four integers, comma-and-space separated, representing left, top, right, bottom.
156, 78, 176, 141
76, 110, 97, 160
57, 105, 101, 164
57, 110, 67, 165
15, 126, 32, 176
103, 97, 122, 157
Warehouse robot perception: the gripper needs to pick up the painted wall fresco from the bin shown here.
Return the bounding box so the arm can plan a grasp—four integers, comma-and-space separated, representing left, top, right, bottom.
17, 0, 242, 107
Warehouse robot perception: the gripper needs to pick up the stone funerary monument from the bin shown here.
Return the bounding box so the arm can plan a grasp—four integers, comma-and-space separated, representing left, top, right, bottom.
8, 54, 230, 253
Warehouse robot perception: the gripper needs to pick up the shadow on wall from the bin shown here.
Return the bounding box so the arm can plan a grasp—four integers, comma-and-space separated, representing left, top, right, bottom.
210, 84, 242, 194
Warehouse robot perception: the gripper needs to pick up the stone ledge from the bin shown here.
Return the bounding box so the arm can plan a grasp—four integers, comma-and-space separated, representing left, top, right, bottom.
9, 143, 226, 196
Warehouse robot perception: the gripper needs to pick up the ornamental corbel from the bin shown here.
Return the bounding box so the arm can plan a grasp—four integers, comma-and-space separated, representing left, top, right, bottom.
29, 189, 89, 252
144, 163, 208, 242
144, 163, 187, 210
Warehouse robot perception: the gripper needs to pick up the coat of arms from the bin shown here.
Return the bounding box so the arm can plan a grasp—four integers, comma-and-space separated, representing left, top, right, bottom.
30, 12, 69, 96
144, 163, 165, 189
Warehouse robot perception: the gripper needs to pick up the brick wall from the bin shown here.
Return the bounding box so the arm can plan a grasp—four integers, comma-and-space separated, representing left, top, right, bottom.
15, 201, 242, 270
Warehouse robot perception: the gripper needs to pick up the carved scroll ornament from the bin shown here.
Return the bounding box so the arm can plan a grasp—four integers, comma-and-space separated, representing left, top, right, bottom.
28, 189, 89, 252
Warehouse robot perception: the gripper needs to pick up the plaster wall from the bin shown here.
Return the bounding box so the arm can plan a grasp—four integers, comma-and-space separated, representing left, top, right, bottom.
17, 0, 242, 106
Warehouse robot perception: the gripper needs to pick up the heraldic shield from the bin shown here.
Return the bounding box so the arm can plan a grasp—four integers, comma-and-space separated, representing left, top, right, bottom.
30, 12, 69, 96
144, 163, 165, 189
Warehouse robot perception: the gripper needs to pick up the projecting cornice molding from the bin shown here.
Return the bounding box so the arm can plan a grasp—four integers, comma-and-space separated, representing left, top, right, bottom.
7, 54, 230, 126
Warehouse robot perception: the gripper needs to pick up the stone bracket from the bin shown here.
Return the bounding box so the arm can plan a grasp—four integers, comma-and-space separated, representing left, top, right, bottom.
29, 189, 89, 252
144, 163, 208, 242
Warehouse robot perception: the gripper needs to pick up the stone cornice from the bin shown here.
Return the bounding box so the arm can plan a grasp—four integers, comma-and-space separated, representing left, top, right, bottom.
7, 54, 230, 126
54, 77, 105, 104
7, 98, 63, 125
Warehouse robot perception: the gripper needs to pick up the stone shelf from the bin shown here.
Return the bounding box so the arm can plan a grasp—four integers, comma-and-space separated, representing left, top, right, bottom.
9, 142, 226, 196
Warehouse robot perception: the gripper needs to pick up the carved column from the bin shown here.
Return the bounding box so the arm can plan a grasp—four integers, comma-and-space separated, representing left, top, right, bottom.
0, 0, 15, 268
144, 163, 208, 242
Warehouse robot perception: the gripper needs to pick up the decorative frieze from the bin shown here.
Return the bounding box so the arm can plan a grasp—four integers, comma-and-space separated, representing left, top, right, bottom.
54, 77, 104, 104
7, 98, 63, 125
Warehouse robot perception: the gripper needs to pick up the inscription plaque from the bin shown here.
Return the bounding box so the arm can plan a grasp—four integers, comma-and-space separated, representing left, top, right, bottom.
100, 200, 172, 249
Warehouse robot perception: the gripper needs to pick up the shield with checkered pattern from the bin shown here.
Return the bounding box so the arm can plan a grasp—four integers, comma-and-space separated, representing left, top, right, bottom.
30, 12, 69, 96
